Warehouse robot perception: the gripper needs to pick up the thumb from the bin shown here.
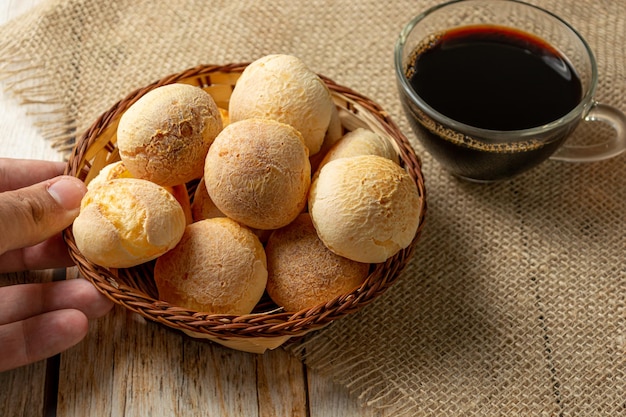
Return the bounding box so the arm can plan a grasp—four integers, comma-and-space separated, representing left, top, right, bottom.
0, 176, 86, 255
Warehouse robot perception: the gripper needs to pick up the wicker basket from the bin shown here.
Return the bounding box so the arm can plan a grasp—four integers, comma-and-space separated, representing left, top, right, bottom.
63, 63, 427, 353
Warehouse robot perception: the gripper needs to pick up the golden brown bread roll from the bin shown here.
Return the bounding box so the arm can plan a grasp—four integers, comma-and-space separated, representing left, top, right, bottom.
317, 127, 400, 173
89, 161, 193, 224
191, 177, 272, 243
154, 218, 268, 315
190, 177, 225, 222
72, 178, 186, 268
87, 161, 134, 190
266, 214, 369, 312
310, 104, 343, 172
117, 83, 223, 187
308, 155, 422, 263
169, 183, 193, 225
218, 107, 230, 127
228, 54, 333, 155
204, 118, 311, 230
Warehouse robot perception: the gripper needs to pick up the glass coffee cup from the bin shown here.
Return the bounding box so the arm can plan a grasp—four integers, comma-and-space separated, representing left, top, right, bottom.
395, 0, 626, 182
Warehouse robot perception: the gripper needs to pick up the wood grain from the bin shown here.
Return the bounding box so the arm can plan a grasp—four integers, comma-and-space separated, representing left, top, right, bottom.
0, 271, 53, 417
0, 359, 47, 417
257, 349, 308, 417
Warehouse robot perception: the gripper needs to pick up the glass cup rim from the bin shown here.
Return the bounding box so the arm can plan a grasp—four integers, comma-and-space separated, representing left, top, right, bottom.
394, 0, 599, 140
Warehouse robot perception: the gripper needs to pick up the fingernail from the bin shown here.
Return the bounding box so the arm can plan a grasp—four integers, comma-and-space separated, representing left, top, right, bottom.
47, 177, 86, 210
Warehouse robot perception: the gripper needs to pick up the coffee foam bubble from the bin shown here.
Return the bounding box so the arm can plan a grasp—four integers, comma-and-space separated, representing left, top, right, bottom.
412, 105, 544, 153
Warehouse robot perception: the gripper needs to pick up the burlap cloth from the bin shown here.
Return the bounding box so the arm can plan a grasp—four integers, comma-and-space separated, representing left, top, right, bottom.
1, 0, 623, 414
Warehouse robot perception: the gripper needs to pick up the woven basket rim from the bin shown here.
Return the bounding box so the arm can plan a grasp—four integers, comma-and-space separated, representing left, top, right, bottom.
63, 63, 427, 341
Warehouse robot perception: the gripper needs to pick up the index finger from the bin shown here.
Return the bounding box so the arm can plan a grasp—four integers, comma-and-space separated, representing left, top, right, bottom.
0, 158, 66, 192
0, 309, 89, 372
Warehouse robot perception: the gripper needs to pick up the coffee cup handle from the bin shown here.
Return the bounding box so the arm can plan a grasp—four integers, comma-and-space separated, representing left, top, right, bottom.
550, 102, 626, 162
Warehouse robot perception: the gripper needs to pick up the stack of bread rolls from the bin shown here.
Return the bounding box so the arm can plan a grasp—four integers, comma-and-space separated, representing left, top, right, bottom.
72, 54, 423, 315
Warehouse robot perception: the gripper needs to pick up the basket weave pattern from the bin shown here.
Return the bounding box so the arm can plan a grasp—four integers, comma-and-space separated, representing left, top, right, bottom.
63, 63, 427, 348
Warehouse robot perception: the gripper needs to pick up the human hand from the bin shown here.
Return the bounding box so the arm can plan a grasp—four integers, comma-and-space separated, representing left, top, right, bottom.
0, 158, 86, 272
0, 158, 113, 372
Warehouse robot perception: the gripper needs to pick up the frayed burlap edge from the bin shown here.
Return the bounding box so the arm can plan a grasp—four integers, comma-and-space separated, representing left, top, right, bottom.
289, 330, 421, 416
0, 64, 77, 156
0, 2, 80, 157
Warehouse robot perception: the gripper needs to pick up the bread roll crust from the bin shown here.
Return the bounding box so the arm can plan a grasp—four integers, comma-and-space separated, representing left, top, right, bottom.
228, 54, 333, 155
87, 161, 134, 190
204, 118, 311, 230
72, 178, 186, 268
154, 218, 268, 315
191, 178, 225, 222
117, 83, 222, 186
266, 214, 369, 312
88, 160, 192, 224
309, 155, 422, 263
317, 128, 400, 173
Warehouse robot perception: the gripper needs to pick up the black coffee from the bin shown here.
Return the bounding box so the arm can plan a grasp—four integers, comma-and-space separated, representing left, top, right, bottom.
402, 25, 584, 180
408, 25, 582, 130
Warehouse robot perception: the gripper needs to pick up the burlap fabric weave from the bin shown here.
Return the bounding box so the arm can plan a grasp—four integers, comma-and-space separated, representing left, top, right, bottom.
1, 0, 624, 415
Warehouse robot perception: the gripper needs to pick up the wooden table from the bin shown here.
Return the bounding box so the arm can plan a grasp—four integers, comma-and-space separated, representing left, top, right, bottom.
0, 1, 386, 415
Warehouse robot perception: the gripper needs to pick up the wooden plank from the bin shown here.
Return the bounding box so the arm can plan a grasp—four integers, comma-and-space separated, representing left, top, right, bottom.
176, 338, 259, 416
0, 271, 54, 417
0, 360, 48, 417
256, 348, 308, 417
